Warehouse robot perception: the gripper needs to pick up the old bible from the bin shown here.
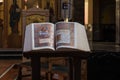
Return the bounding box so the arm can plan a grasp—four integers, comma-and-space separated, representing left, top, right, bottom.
23, 22, 90, 52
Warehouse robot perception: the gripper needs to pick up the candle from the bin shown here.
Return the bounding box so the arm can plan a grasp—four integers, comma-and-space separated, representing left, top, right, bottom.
25, 0, 27, 3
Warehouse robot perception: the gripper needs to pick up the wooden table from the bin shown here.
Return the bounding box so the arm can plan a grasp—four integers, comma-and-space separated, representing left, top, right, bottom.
23, 51, 90, 80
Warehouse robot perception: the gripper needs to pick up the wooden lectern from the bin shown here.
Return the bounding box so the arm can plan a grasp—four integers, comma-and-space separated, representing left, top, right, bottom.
22, 22, 91, 80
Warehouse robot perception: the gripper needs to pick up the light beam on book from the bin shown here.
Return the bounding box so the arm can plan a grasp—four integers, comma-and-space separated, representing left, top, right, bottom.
23, 22, 90, 52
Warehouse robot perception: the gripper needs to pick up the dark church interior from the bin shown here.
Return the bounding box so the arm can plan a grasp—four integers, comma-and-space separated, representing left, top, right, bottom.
0, 0, 120, 80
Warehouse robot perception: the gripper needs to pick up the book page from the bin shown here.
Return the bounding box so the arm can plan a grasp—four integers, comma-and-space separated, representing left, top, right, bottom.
55, 22, 90, 52
75, 23, 90, 52
23, 24, 33, 52
32, 23, 55, 50
55, 22, 75, 49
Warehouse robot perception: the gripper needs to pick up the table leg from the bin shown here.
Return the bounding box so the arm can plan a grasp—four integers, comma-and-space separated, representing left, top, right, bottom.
31, 56, 41, 80
68, 57, 74, 80
73, 57, 81, 80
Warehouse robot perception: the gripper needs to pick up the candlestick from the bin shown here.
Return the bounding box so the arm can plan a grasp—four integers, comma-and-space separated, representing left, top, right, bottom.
24, 5, 27, 10
36, 2, 39, 8
24, 0, 27, 10
64, 18, 69, 22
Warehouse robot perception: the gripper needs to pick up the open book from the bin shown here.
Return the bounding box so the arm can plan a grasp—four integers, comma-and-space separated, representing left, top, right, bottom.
23, 22, 90, 52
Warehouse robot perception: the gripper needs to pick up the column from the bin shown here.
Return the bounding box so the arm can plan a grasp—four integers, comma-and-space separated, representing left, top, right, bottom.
85, 0, 93, 41
116, 0, 120, 45
3, 0, 8, 48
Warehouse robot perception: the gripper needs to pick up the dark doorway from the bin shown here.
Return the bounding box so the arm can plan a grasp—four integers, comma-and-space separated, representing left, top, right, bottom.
88, 52, 120, 80
93, 0, 116, 42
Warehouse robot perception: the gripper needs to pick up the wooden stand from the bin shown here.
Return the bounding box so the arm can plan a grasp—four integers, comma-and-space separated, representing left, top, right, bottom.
23, 51, 90, 80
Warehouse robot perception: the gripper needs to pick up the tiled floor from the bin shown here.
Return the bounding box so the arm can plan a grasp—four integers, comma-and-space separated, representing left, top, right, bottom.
0, 59, 32, 80
0, 64, 19, 80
